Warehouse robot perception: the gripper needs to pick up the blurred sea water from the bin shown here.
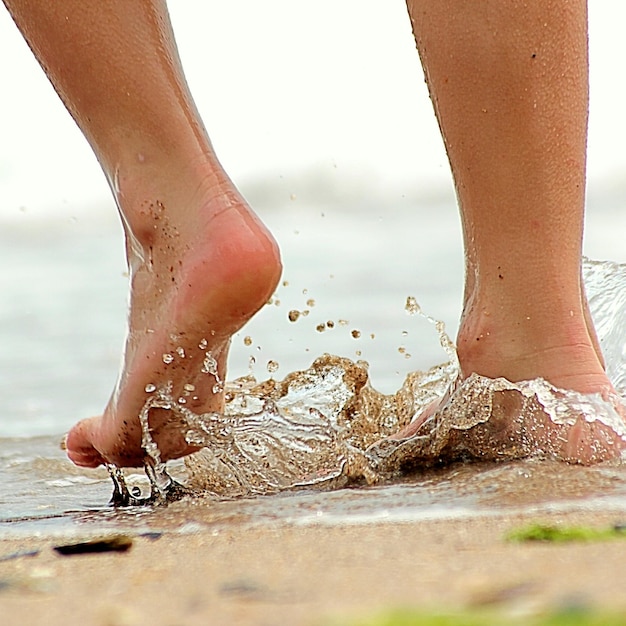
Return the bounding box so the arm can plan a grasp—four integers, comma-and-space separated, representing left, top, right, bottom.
1, 172, 626, 534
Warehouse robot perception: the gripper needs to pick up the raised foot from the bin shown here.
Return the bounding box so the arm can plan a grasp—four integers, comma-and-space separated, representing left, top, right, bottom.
65, 188, 281, 469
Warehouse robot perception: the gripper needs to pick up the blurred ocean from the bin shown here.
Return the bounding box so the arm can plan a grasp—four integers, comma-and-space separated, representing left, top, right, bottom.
0, 173, 626, 534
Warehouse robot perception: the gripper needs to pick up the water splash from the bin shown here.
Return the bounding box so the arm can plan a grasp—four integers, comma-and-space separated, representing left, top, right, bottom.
109, 258, 626, 503
583, 257, 626, 396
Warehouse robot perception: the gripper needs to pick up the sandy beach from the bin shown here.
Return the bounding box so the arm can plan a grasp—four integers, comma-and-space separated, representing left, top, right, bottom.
2, 501, 626, 626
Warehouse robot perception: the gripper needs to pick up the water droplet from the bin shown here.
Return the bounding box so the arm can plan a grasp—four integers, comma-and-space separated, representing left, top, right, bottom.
405, 296, 420, 315
402, 330, 409, 336
326, 320, 335, 329
162, 353, 174, 364
282, 280, 289, 287
198, 338, 208, 350
274, 299, 281, 307
301, 310, 310, 317
306, 298, 315, 307
176, 346, 186, 358
351, 330, 361, 339
288, 310, 300, 322
267, 360, 279, 374
338, 319, 349, 326
145, 383, 156, 393
202, 352, 218, 375
243, 336, 253, 346
316, 323, 326, 333
183, 383, 195, 392
178, 397, 186, 404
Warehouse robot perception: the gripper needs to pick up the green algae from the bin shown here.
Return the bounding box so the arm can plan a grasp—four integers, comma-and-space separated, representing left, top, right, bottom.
332, 608, 626, 626
507, 523, 626, 543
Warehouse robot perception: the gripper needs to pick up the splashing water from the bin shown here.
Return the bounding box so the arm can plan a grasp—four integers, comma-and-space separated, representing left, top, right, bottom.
119, 258, 626, 502
583, 257, 626, 396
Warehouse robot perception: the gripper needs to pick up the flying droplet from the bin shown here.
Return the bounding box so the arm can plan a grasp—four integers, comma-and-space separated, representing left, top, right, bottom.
288, 310, 300, 322
243, 336, 253, 346
202, 353, 218, 375
351, 330, 361, 339
162, 353, 174, 364
144, 383, 156, 393
267, 360, 279, 373
405, 296, 420, 315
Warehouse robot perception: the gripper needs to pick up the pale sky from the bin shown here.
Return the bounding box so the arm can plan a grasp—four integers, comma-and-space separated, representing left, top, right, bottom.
0, 1, 625, 219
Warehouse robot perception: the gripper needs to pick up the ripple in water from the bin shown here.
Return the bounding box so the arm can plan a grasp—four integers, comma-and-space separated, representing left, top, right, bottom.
127, 258, 626, 502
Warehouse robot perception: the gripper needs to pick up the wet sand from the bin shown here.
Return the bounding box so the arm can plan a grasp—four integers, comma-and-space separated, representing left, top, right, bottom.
2, 503, 626, 625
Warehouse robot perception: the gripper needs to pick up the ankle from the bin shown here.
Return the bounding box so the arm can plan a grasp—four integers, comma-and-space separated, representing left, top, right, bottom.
112, 150, 229, 236
456, 306, 610, 395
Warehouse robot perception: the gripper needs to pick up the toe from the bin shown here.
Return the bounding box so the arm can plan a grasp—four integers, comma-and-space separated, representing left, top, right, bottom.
65, 418, 106, 468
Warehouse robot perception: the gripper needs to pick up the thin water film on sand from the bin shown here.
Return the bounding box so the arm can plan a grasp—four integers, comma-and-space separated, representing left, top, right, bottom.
127, 259, 626, 502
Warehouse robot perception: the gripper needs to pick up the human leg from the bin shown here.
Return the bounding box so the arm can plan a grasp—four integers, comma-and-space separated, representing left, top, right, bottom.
404, 0, 623, 457
4, 0, 281, 467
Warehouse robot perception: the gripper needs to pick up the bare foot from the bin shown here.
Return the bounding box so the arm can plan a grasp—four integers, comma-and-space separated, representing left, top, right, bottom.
65, 176, 281, 468
396, 297, 626, 465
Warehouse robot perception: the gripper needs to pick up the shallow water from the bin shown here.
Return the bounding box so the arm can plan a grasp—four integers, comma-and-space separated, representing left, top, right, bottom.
2, 254, 626, 538
1, 187, 626, 537
3, 434, 626, 539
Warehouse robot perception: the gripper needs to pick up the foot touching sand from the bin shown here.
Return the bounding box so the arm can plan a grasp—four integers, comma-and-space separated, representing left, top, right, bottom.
396, 296, 626, 465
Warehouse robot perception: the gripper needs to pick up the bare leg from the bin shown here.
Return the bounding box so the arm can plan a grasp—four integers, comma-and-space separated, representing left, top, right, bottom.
4, 0, 282, 467
404, 1, 623, 457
